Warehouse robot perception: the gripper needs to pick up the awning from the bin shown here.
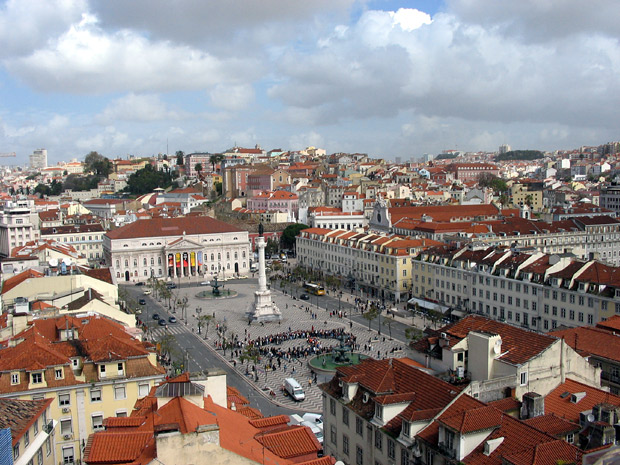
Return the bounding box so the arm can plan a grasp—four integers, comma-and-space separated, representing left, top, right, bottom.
407, 297, 450, 314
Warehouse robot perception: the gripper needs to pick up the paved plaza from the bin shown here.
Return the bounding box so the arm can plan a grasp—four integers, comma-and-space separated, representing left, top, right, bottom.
148, 278, 415, 412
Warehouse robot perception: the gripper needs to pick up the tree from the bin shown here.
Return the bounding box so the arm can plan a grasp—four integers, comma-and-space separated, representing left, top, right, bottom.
362, 306, 379, 331
281, 223, 309, 250
176, 151, 184, 166
478, 173, 507, 193
197, 314, 213, 337
63, 174, 99, 191
124, 164, 174, 195
383, 314, 395, 340
209, 153, 224, 172
405, 327, 424, 345
195, 163, 203, 175
265, 238, 279, 256
84, 151, 112, 177
214, 182, 222, 196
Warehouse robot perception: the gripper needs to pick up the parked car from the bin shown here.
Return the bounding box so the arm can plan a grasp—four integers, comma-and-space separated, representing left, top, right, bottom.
166, 282, 176, 289
143, 289, 151, 295
152, 313, 160, 320
158, 318, 167, 326
200, 281, 210, 286
135, 282, 145, 286
139, 298, 146, 305
300, 294, 310, 300
168, 316, 177, 323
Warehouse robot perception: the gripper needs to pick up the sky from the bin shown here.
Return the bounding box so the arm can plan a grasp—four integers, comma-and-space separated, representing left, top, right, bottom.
1, 0, 619, 166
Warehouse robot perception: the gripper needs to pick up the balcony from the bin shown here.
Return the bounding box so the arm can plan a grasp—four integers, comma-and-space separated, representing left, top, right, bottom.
43, 420, 55, 434
437, 441, 456, 459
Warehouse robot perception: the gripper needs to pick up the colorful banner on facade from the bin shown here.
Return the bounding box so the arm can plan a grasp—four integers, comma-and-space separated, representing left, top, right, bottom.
197, 251, 203, 266
168, 254, 174, 267
190, 252, 196, 267
175, 253, 181, 266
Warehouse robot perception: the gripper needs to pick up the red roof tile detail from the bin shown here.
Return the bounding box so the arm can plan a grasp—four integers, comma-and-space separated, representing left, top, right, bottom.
440, 405, 503, 434
544, 378, 620, 423
85, 431, 152, 463
249, 415, 290, 429
255, 425, 321, 459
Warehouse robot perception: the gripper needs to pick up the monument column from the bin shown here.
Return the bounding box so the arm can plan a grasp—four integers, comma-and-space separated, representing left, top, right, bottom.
247, 223, 281, 322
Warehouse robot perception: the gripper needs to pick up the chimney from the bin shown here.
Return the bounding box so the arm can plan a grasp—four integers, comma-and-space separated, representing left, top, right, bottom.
520, 392, 544, 419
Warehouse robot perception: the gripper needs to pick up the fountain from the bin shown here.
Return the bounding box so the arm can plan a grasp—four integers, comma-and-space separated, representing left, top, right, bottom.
196, 275, 238, 300
308, 333, 368, 374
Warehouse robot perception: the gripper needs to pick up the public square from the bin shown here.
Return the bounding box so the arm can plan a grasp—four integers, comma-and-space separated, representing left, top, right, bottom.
143, 276, 417, 412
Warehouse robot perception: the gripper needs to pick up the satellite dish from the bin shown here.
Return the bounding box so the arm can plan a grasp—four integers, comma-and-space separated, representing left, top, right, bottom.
587, 414, 595, 423
335, 462, 345, 465
493, 338, 502, 354
64, 258, 73, 266
49, 258, 58, 267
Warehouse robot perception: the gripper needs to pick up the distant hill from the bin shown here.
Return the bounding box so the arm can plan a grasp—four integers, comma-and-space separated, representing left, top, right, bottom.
435, 153, 459, 160
495, 150, 544, 161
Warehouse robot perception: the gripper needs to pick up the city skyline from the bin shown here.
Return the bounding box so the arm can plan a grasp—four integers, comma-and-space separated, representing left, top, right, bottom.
1, 0, 619, 165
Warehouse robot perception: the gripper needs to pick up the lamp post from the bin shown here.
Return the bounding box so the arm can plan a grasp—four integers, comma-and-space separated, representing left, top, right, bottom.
196, 307, 202, 334
338, 290, 343, 314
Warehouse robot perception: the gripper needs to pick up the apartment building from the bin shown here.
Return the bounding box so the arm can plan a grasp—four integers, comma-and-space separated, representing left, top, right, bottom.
40, 223, 105, 263
309, 207, 366, 231
297, 227, 442, 302
600, 184, 620, 214
1, 398, 56, 465
0, 198, 40, 258
0, 314, 165, 464
413, 245, 620, 332
320, 357, 585, 465
410, 315, 599, 402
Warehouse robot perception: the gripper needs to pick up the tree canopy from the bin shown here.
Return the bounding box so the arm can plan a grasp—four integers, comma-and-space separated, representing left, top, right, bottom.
34, 180, 63, 197
63, 174, 100, 191
495, 150, 543, 161
84, 151, 112, 177
176, 151, 184, 166
478, 173, 508, 193
124, 164, 174, 195
281, 223, 309, 249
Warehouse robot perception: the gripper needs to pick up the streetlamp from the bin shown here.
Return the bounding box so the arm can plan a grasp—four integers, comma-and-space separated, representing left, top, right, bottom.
338, 290, 343, 314
196, 307, 202, 334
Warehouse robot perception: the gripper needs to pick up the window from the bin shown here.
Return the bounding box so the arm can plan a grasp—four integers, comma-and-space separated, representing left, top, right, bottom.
117, 362, 124, 374
34, 418, 38, 435
116, 410, 128, 417
567, 433, 574, 444
45, 437, 51, 456
62, 446, 74, 464
114, 385, 126, 400
59, 393, 70, 406
139, 383, 150, 397
32, 372, 42, 384
24, 430, 29, 446
520, 371, 528, 386
401, 449, 410, 465
342, 406, 349, 426
445, 428, 455, 449
375, 403, 383, 420
37, 449, 43, 465
588, 314, 594, 325
356, 446, 364, 465
402, 421, 410, 436
92, 414, 104, 431
375, 429, 383, 450
330, 398, 336, 415
91, 389, 102, 402
356, 417, 364, 437
100, 364, 106, 377
55, 368, 63, 379
343, 434, 350, 455
13, 444, 19, 460
388, 438, 395, 459
330, 425, 337, 445
11, 373, 19, 385
60, 419, 72, 435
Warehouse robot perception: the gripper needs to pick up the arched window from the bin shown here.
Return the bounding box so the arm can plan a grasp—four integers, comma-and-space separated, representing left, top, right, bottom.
242, 251, 246, 258
144, 270, 148, 276
134, 259, 137, 267
234, 252, 238, 259
117, 272, 121, 278
143, 258, 147, 266
125, 260, 129, 267
116, 260, 120, 268
211, 253, 214, 261
158, 257, 162, 265
218, 253, 221, 260
227, 263, 230, 270
227, 252, 230, 260
151, 258, 154, 265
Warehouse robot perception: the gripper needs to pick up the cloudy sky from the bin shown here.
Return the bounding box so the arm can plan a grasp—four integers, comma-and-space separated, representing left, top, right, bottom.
1, 0, 619, 165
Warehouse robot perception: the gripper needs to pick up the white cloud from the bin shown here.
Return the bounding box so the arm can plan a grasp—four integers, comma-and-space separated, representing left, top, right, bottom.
288, 131, 325, 152
5, 13, 260, 94
209, 84, 254, 111
96, 94, 184, 124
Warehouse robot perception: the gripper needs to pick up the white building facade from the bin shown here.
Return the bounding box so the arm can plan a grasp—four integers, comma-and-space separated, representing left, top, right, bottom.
103, 216, 251, 282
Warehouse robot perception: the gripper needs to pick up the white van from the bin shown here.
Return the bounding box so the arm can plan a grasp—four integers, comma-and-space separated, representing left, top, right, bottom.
284, 378, 305, 401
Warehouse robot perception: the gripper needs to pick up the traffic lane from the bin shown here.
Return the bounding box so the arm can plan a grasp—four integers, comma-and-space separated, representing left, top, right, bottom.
168, 328, 301, 417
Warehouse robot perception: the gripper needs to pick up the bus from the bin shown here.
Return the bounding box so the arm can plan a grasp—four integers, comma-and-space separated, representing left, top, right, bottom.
303, 282, 325, 295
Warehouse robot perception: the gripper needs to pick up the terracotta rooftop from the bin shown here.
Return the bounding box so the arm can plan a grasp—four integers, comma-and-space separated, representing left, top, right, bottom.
255, 425, 321, 459
550, 326, 620, 363
0, 398, 53, 445
105, 216, 244, 240
544, 378, 620, 423
523, 414, 580, 437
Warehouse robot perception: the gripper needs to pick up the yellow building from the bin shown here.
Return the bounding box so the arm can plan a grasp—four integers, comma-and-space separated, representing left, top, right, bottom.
0, 314, 165, 464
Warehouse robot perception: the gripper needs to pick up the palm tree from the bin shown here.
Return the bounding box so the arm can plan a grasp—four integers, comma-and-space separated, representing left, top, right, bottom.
195, 163, 203, 177
209, 154, 224, 173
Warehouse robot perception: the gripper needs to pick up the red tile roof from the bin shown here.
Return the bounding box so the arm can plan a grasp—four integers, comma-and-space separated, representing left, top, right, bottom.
249, 415, 290, 429
105, 216, 244, 240
255, 425, 321, 459
1, 268, 44, 294
523, 414, 580, 437
440, 405, 503, 434
84, 431, 153, 463
544, 378, 620, 423
550, 326, 620, 363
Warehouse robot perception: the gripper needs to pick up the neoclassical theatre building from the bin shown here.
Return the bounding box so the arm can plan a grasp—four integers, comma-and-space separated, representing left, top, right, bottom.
103, 216, 251, 282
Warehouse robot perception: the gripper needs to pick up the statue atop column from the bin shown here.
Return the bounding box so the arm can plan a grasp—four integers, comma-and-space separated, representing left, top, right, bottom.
258, 222, 264, 237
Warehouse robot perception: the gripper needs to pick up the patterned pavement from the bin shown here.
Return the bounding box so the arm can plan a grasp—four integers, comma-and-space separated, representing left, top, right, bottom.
148, 278, 414, 413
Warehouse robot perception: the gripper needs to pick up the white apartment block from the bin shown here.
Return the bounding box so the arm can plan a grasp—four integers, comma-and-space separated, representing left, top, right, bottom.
413, 246, 620, 332
29, 149, 47, 170
0, 199, 39, 258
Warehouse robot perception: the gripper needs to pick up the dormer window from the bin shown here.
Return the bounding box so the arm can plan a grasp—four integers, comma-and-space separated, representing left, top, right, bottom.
100, 364, 106, 378
55, 368, 63, 380
117, 363, 124, 375
402, 421, 411, 437
31, 372, 43, 384
11, 373, 19, 385
375, 403, 384, 420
